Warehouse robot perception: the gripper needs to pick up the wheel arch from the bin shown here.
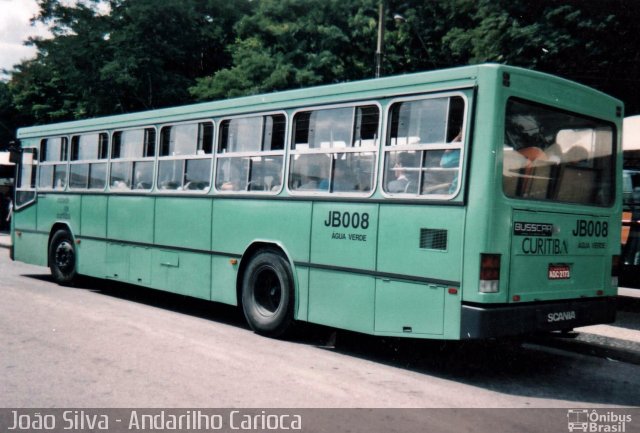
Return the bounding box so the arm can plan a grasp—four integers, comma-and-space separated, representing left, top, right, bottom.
236, 240, 298, 309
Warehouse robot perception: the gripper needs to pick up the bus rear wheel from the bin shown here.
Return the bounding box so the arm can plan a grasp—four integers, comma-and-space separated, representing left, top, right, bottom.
49, 229, 77, 285
241, 249, 295, 338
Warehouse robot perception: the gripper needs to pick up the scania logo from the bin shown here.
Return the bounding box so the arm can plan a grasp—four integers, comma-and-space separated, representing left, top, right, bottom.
547, 311, 576, 323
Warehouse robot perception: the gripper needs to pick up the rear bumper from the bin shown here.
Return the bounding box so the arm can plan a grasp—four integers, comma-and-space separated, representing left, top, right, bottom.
460, 297, 616, 339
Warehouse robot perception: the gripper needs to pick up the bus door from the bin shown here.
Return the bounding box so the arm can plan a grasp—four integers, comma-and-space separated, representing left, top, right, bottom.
308, 201, 379, 334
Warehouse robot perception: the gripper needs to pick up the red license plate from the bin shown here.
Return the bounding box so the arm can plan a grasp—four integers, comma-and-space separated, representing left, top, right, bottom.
548, 264, 570, 280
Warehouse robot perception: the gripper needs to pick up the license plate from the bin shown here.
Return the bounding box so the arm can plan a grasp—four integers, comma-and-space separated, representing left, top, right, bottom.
548, 264, 570, 280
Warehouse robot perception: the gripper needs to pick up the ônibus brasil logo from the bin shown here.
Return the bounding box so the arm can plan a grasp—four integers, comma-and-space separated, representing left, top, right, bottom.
567, 409, 632, 432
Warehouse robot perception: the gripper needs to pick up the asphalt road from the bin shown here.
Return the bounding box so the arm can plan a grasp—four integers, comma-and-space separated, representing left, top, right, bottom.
1, 248, 640, 413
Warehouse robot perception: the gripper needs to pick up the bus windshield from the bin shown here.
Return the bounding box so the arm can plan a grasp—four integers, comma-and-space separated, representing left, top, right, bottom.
503, 98, 615, 206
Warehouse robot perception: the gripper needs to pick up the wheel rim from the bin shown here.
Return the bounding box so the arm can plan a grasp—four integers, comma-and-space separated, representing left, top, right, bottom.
253, 265, 282, 316
55, 240, 74, 274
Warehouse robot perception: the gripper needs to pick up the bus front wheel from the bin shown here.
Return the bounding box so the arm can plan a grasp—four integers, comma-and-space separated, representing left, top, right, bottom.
241, 249, 295, 338
49, 229, 77, 285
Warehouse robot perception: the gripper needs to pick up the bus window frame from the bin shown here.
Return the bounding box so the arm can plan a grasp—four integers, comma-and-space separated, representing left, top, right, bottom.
108, 125, 158, 193
156, 119, 215, 195
37, 136, 69, 192
68, 131, 110, 192
214, 111, 288, 195
500, 96, 617, 208
380, 91, 469, 201
14, 147, 38, 210
286, 101, 381, 198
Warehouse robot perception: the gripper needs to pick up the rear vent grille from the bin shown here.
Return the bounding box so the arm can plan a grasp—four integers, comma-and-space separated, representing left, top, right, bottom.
420, 228, 447, 250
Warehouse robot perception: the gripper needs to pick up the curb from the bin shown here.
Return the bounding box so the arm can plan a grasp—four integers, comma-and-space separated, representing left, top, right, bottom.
529, 334, 640, 365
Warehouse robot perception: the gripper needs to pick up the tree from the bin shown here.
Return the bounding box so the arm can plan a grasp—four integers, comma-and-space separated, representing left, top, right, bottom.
100, 0, 250, 111
0, 82, 20, 147
10, 0, 111, 122
440, 0, 640, 113
190, 0, 640, 114
9, 0, 250, 124
5, 0, 640, 124
190, 0, 381, 100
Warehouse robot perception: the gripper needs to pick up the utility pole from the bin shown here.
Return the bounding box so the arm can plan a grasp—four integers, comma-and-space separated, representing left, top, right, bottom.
375, 0, 384, 78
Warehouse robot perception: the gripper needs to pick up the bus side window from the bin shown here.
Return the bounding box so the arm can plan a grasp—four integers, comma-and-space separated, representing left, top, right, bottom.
384, 95, 465, 198
216, 114, 285, 194
69, 132, 109, 190
110, 128, 156, 192
38, 137, 68, 190
289, 104, 378, 195
158, 122, 213, 192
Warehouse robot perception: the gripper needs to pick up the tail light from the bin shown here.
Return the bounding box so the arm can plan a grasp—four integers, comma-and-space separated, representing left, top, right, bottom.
611, 254, 620, 288
479, 253, 500, 293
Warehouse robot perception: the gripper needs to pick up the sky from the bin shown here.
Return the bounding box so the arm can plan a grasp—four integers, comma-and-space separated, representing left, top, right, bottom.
0, 0, 50, 78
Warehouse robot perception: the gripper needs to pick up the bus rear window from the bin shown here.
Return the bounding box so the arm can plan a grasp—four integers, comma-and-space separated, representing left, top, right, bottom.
503, 99, 615, 206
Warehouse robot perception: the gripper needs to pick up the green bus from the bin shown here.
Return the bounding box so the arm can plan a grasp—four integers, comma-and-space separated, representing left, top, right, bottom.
11, 64, 621, 339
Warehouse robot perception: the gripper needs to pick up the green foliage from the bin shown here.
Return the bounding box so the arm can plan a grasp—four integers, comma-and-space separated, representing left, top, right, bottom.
0, 82, 21, 146
8, 0, 249, 123
190, 0, 377, 100
100, 0, 247, 110
438, 0, 640, 111
3, 0, 640, 132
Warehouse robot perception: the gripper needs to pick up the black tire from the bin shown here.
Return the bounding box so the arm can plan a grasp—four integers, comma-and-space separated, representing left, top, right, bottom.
49, 229, 77, 285
241, 249, 295, 338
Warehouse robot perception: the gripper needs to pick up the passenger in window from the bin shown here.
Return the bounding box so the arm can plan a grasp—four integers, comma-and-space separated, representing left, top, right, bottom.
355, 170, 372, 192
440, 149, 460, 168
387, 153, 411, 193
443, 130, 462, 164
265, 171, 282, 191
53, 169, 66, 189
159, 180, 180, 190
564, 146, 589, 166
220, 180, 239, 191
264, 161, 282, 191
300, 165, 329, 190
134, 169, 148, 190
112, 180, 128, 190
332, 163, 356, 192
440, 131, 462, 194
434, 150, 460, 195
517, 146, 547, 163
220, 160, 245, 191
183, 180, 202, 190
387, 163, 409, 192
544, 142, 563, 164
183, 169, 206, 190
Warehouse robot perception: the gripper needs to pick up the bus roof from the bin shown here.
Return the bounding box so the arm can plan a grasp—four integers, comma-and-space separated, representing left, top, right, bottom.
17, 63, 621, 139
